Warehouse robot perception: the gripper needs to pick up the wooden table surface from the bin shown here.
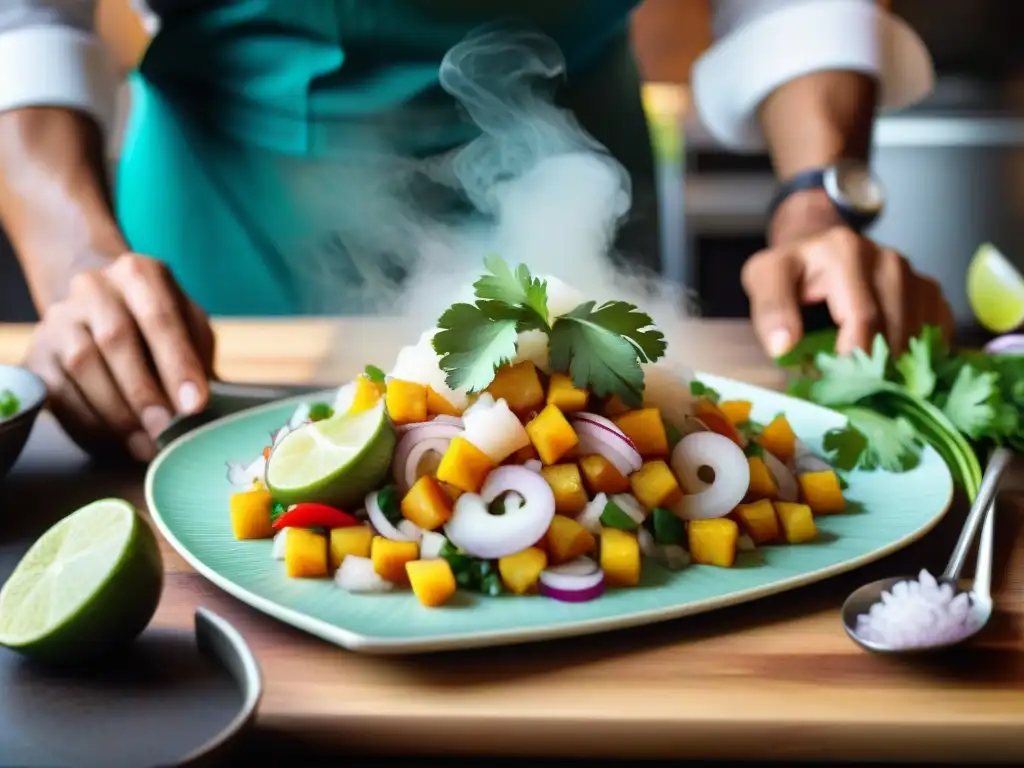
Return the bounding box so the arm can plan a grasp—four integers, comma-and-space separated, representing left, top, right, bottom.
2, 318, 1024, 763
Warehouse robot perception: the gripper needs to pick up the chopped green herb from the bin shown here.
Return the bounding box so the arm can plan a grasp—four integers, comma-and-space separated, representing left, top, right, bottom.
689, 380, 720, 403
270, 501, 287, 524
665, 422, 684, 451
363, 365, 386, 383
0, 389, 18, 418
600, 499, 641, 530
307, 402, 334, 422
652, 507, 685, 545
376, 485, 403, 525
480, 571, 504, 596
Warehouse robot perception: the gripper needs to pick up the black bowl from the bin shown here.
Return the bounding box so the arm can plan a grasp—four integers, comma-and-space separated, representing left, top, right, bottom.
0, 365, 47, 480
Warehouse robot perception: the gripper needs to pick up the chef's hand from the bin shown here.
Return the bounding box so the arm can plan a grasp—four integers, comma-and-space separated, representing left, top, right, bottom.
25, 253, 215, 462
742, 192, 954, 359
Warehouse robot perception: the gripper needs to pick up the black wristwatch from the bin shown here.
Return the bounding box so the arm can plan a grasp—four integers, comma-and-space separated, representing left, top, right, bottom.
766, 160, 886, 234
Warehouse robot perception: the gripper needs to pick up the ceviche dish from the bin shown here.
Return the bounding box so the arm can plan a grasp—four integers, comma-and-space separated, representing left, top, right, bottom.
226, 259, 849, 608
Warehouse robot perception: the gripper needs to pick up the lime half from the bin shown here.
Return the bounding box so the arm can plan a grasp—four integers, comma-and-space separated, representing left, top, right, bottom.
266, 400, 396, 509
0, 498, 163, 664
966, 243, 1024, 333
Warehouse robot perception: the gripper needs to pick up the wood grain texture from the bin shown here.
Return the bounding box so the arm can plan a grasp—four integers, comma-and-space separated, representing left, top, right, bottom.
2, 319, 1024, 762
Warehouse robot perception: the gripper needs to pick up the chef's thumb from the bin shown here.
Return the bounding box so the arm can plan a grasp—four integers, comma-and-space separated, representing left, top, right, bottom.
742, 251, 805, 359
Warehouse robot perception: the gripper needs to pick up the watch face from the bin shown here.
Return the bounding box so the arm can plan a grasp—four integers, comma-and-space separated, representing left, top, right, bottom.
828, 162, 885, 213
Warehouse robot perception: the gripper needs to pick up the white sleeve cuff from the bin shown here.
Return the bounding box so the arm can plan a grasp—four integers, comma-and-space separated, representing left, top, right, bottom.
0, 26, 118, 135
691, 0, 935, 150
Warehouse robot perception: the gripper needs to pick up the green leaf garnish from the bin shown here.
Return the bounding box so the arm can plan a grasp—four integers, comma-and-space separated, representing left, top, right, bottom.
431, 257, 666, 401
826, 409, 923, 473
548, 301, 666, 406
790, 323, 1007, 502
810, 334, 889, 406
433, 303, 520, 392
895, 335, 937, 399
474, 255, 549, 330
364, 365, 386, 383
940, 364, 1000, 439
689, 380, 721, 403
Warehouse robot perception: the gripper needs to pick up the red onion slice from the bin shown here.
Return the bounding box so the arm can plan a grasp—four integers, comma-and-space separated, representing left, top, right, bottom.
984, 334, 1024, 356
572, 412, 639, 450
792, 437, 833, 474
545, 555, 600, 577
392, 422, 464, 494
669, 431, 749, 520
366, 490, 420, 542
443, 466, 556, 559
570, 413, 642, 475
761, 449, 799, 502
539, 566, 605, 602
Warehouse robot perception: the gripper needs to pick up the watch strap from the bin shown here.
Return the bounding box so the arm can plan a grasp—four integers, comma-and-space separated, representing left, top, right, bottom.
766, 167, 877, 234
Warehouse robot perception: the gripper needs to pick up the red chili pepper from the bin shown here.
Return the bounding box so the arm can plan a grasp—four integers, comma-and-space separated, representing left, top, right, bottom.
272, 502, 360, 530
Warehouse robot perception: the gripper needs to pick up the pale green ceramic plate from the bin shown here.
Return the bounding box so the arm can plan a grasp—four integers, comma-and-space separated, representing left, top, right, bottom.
145, 373, 954, 655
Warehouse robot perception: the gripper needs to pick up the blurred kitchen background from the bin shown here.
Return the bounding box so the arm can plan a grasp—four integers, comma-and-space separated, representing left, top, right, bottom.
2, 0, 1023, 333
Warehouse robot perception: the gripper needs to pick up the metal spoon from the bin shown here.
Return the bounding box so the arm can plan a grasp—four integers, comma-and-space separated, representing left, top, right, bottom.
841, 447, 1014, 654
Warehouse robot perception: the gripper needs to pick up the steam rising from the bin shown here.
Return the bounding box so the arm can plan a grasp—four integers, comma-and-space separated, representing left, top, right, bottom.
308, 23, 695, 372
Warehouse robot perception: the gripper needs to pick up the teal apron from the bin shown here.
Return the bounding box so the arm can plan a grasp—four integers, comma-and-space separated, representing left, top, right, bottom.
115, 0, 657, 316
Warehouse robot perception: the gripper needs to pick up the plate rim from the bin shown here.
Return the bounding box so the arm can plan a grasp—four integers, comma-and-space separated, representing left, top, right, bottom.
144, 372, 954, 655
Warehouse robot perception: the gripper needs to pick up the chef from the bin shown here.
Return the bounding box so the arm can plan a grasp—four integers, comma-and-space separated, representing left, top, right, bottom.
0, 0, 952, 460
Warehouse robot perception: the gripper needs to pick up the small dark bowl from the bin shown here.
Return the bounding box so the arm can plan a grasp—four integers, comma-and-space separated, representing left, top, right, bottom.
0, 365, 47, 480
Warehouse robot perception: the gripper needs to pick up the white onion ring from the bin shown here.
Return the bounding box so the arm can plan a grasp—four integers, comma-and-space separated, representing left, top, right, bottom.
761, 449, 799, 502
365, 490, 419, 542
539, 563, 605, 592
570, 413, 642, 475
669, 431, 750, 520
392, 422, 464, 494
396, 415, 463, 435
443, 466, 556, 559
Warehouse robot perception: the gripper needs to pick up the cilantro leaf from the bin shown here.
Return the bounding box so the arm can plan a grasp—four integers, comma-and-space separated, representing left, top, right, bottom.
689, 380, 720, 403
810, 334, 891, 405
895, 335, 937, 399
821, 422, 869, 472
830, 407, 924, 473
940, 363, 1000, 439
474, 255, 549, 330
433, 303, 520, 392
775, 329, 838, 369
548, 302, 663, 406
364, 365, 386, 383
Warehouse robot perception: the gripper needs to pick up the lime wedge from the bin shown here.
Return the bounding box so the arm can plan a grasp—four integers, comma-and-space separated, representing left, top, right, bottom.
0, 498, 163, 664
966, 243, 1024, 333
266, 400, 396, 508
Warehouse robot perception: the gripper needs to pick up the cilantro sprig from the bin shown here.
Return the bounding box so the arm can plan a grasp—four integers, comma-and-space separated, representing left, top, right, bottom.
432, 256, 666, 404
780, 325, 1024, 501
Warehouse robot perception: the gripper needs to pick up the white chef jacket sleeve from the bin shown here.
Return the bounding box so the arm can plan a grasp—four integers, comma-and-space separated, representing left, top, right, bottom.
0, 0, 117, 133
691, 0, 935, 150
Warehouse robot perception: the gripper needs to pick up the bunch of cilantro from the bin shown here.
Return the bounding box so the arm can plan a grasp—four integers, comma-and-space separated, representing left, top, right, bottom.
781, 326, 1023, 500
431, 256, 666, 407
